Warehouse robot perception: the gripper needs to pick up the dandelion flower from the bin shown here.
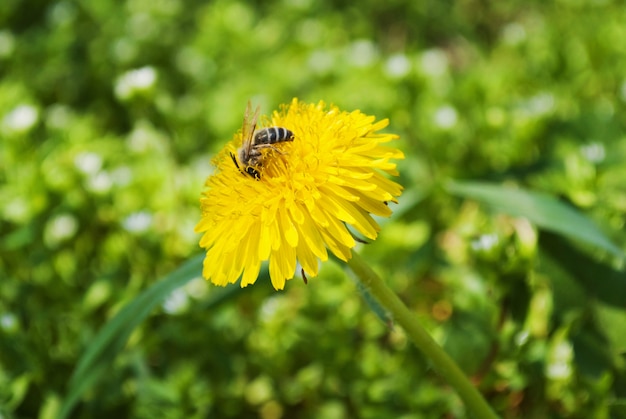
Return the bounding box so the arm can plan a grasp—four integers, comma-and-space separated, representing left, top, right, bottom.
195, 99, 404, 290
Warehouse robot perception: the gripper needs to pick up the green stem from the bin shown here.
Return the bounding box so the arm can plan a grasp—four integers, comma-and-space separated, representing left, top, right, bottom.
347, 251, 499, 419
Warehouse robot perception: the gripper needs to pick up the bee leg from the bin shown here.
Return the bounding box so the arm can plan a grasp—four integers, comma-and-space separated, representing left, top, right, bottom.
245, 166, 261, 180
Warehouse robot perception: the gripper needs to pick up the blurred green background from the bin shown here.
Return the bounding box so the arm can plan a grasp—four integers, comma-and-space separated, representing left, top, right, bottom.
2, 0, 626, 418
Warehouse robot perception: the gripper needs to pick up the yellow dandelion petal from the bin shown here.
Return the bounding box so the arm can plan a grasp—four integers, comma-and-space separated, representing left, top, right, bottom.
287, 200, 305, 225
303, 196, 330, 228
295, 224, 322, 277
278, 206, 299, 248
367, 144, 405, 159
333, 167, 374, 180
347, 141, 381, 155
258, 222, 272, 260
319, 183, 359, 202
224, 249, 243, 284
369, 118, 390, 131
317, 193, 357, 225
296, 215, 328, 261
347, 188, 393, 217
241, 258, 261, 287
320, 211, 356, 249
269, 244, 296, 290
337, 200, 381, 240
320, 229, 352, 262
241, 223, 262, 286
195, 99, 403, 289
327, 173, 377, 192
268, 218, 283, 251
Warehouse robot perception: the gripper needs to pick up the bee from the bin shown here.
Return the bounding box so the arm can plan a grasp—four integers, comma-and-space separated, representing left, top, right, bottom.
230, 102, 295, 180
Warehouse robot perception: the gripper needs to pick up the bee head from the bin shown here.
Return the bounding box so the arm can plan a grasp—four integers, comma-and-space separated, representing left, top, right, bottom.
230, 152, 261, 180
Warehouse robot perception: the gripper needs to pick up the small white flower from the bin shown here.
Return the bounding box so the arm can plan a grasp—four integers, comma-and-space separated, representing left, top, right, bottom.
122, 211, 153, 233
385, 54, 411, 79
114, 66, 157, 100
434, 105, 458, 129
3, 105, 39, 134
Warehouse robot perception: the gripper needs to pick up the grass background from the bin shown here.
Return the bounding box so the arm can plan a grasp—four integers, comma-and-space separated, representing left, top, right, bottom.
2, 0, 626, 417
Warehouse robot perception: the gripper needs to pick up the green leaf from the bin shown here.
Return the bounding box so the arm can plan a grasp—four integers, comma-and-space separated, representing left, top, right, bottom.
541, 232, 626, 309
572, 327, 615, 379
58, 254, 241, 419
446, 180, 623, 258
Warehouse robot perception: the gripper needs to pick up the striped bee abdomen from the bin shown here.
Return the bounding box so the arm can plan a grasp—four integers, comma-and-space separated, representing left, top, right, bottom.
254, 127, 294, 145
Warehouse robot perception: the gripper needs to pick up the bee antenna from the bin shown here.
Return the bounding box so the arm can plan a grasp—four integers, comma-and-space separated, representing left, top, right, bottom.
230, 152, 241, 170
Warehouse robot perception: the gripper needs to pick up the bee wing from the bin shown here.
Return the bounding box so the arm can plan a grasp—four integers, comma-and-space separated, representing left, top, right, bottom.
241, 101, 260, 155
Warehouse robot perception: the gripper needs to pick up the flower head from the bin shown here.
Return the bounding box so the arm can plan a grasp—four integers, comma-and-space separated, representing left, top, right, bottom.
195, 99, 404, 290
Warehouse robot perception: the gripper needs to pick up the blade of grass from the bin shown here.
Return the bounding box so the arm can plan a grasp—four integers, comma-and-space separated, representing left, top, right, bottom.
446, 180, 623, 258
58, 254, 240, 419
541, 231, 626, 309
